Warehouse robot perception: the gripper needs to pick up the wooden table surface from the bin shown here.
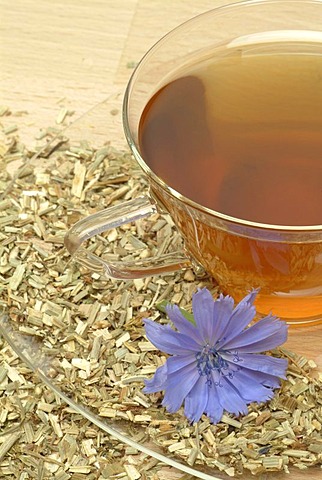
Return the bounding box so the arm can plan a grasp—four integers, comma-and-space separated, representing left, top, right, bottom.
1, 1, 322, 479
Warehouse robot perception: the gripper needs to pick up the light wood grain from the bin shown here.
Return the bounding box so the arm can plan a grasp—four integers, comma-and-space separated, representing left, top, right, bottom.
1, 1, 321, 479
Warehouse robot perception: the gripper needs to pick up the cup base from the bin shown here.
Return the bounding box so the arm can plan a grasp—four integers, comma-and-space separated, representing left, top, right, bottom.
255, 294, 322, 327
220, 286, 322, 327
270, 314, 322, 327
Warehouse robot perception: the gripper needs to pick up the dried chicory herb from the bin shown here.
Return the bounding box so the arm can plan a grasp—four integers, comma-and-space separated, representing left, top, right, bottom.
0, 119, 321, 478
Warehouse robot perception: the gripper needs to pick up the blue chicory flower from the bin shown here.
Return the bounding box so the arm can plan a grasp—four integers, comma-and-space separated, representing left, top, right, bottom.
143, 288, 288, 424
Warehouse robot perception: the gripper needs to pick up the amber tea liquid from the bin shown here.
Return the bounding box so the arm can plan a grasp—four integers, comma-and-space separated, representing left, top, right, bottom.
139, 40, 322, 322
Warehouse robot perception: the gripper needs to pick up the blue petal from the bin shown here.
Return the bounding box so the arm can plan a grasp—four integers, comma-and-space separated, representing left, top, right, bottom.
227, 368, 275, 403
215, 302, 256, 349
162, 362, 199, 413
242, 289, 260, 306
143, 363, 168, 393
223, 352, 287, 378
184, 375, 209, 423
220, 315, 288, 352
216, 376, 248, 416
166, 304, 203, 344
210, 290, 259, 348
205, 386, 224, 423
241, 368, 282, 388
192, 289, 216, 343
144, 319, 200, 355
166, 354, 196, 374
210, 368, 221, 386
211, 294, 235, 343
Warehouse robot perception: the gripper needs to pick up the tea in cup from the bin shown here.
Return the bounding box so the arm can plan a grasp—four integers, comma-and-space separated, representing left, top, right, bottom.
65, 0, 322, 325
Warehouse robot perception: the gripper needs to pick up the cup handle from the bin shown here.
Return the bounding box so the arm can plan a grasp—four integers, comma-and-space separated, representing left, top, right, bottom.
64, 195, 191, 279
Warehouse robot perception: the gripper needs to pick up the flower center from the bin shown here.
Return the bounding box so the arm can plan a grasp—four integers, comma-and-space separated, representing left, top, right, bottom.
195, 344, 241, 387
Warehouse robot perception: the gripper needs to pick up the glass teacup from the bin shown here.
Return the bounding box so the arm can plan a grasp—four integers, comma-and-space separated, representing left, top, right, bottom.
65, 0, 322, 325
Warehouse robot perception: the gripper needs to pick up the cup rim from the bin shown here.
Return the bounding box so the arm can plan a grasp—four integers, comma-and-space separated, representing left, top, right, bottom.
123, 0, 322, 233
